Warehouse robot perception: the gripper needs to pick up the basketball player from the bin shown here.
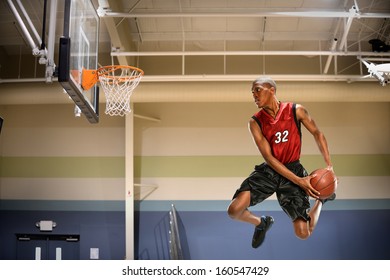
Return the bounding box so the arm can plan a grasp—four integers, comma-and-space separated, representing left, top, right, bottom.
227, 77, 335, 248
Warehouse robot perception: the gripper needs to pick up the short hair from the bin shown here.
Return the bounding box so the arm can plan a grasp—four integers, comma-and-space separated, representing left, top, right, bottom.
252, 77, 277, 92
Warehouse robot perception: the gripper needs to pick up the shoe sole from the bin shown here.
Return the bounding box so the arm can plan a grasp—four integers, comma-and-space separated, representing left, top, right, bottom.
265, 216, 274, 230
252, 216, 274, 248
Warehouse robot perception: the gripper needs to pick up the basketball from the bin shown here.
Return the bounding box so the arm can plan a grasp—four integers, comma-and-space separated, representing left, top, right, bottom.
310, 168, 337, 200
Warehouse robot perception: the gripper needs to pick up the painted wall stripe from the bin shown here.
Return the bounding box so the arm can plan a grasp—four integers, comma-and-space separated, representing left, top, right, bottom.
0, 157, 124, 178
135, 199, 390, 211
1, 176, 387, 201
1, 154, 388, 177
1, 199, 389, 211
0, 178, 125, 200
134, 176, 390, 200
135, 155, 390, 177
0, 200, 125, 211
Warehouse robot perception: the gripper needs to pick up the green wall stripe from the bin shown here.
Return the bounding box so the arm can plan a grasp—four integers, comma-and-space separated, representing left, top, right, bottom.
0, 154, 388, 178
0, 157, 124, 178
300, 155, 390, 176
135, 154, 390, 177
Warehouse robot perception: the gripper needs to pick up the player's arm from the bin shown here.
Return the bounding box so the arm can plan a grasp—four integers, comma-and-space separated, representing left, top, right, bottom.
295, 104, 332, 169
248, 118, 320, 198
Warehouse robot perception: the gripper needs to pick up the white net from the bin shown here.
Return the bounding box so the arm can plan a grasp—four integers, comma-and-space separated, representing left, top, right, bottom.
98, 65, 144, 116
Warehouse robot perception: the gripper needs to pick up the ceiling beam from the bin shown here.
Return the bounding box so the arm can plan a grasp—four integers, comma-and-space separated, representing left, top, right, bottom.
338, 5, 359, 51
97, 0, 136, 65
99, 10, 390, 19
0, 74, 378, 84
111, 50, 390, 57
138, 74, 376, 83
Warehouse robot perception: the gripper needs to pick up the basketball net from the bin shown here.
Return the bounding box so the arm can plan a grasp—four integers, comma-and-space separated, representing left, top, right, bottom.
82, 65, 144, 116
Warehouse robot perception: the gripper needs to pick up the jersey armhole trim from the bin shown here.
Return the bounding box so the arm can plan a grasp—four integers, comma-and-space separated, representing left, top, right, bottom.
251, 115, 262, 130
292, 103, 302, 135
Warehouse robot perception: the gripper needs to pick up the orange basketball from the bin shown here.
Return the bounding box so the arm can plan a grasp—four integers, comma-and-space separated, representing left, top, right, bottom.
310, 168, 337, 200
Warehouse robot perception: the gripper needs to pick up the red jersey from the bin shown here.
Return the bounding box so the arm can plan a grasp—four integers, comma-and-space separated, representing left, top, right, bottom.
252, 102, 302, 164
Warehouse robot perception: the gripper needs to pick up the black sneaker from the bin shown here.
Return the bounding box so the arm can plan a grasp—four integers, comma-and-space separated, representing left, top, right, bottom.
319, 193, 336, 204
252, 216, 274, 249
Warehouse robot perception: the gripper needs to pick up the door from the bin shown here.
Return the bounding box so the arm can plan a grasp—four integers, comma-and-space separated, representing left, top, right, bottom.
16, 234, 80, 260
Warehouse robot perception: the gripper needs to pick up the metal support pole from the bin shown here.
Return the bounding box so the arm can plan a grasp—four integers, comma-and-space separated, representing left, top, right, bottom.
323, 38, 338, 74
7, 0, 40, 56
338, 5, 359, 51
45, 0, 58, 83
16, 0, 42, 46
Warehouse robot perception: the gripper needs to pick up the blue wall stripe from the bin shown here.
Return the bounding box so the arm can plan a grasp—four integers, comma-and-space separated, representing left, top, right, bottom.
136, 199, 390, 211
1, 199, 390, 211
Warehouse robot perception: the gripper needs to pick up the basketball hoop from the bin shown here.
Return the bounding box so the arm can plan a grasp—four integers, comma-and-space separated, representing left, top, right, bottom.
82, 65, 144, 116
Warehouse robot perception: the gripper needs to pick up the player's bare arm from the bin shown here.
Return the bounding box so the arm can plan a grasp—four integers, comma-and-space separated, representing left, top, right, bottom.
248, 118, 320, 198
295, 104, 332, 168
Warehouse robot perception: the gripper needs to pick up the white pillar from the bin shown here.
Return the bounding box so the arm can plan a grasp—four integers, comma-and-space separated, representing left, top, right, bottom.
125, 111, 134, 259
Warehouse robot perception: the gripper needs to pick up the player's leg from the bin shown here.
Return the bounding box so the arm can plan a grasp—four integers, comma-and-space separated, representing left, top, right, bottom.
292, 194, 336, 239
228, 191, 274, 248
227, 191, 261, 226
293, 218, 310, 239
278, 182, 312, 240
228, 164, 276, 226
307, 199, 323, 233
306, 194, 336, 235
292, 200, 323, 240
228, 164, 276, 248
277, 161, 313, 239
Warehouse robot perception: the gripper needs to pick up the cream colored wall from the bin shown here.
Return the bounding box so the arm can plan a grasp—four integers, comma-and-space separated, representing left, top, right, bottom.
0, 104, 125, 201
0, 81, 389, 206
2, 81, 390, 105
133, 101, 390, 202
134, 102, 390, 156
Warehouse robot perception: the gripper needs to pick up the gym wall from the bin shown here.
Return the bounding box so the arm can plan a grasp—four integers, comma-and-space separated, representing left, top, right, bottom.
0, 81, 389, 259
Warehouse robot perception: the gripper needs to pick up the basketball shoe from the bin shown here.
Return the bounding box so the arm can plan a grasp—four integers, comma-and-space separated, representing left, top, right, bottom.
319, 193, 336, 204
252, 215, 274, 248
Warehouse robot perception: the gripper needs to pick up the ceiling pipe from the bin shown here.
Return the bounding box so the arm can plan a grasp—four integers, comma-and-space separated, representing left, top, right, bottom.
99, 10, 390, 19
8, 0, 54, 80
138, 74, 375, 83
338, 5, 360, 51
15, 0, 42, 45
45, 0, 58, 83
111, 50, 390, 57
0, 75, 376, 84
0, 78, 52, 83
97, 0, 131, 65
363, 57, 390, 62
323, 38, 338, 74
6, 0, 40, 56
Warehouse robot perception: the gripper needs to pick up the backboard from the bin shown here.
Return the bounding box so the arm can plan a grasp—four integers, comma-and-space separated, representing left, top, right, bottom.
58, 0, 99, 123
0, 116, 3, 135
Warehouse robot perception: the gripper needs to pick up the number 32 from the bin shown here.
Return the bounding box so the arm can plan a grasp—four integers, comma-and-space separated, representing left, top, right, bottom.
275, 130, 289, 143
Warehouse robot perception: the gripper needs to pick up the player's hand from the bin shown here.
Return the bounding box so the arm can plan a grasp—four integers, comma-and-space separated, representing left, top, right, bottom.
326, 165, 333, 171
298, 175, 320, 199
326, 165, 339, 183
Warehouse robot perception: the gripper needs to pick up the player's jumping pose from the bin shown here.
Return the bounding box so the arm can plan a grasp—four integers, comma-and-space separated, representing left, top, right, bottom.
227, 77, 335, 248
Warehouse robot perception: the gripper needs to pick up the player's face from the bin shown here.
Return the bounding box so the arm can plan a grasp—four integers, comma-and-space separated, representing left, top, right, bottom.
252, 83, 270, 108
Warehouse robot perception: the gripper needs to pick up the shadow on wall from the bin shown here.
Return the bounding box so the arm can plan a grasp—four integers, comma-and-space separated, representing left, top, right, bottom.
176, 211, 191, 260
135, 208, 191, 260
